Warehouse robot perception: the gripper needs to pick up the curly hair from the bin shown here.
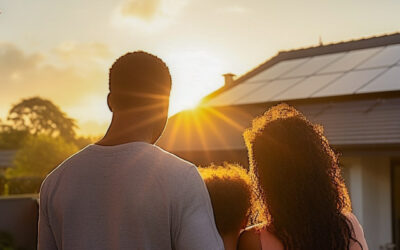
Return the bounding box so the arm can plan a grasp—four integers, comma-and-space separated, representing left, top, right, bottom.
244, 103, 360, 250
199, 164, 252, 236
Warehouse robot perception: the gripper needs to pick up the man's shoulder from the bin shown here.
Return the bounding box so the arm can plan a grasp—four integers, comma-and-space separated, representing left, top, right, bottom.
41, 147, 89, 187
152, 145, 195, 169
148, 145, 201, 182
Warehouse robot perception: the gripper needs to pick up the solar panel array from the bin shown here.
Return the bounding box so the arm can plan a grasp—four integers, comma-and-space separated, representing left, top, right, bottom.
205, 44, 400, 107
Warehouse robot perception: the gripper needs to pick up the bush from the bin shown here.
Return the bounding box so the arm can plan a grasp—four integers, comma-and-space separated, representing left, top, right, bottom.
0, 175, 6, 195
6, 177, 43, 195
0, 231, 22, 250
6, 135, 78, 179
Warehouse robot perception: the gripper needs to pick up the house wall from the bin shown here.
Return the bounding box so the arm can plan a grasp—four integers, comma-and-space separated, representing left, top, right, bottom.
342, 156, 393, 250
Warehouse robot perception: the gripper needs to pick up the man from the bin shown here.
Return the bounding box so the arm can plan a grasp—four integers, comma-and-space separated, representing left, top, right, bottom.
38, 51, 224, 250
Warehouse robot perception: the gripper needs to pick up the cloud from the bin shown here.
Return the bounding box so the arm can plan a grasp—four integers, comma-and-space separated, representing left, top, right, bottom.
115, 0, 189, 31
53, 41, 112, 64
0, 43, 43, 78
221, 5, 247, 14
0, 42, 113, 130
120, 0, 161, 21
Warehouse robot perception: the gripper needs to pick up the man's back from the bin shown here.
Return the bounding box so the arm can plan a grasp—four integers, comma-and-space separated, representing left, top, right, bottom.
38, 142, 223, 250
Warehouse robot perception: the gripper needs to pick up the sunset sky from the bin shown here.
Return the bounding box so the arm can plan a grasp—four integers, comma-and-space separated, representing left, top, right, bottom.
2, 0, 400, 135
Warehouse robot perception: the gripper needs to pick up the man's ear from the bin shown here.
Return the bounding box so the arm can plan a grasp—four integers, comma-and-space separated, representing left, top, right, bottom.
107, 93, 113, 112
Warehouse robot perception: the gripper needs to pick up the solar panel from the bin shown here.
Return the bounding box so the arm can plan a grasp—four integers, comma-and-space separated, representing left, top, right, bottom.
205, 42, 400, 107
236, 78, 304, 104
314, 68, 386, 97
283, 53, 345, 78
242, 58, 308, 83
319, 47, 383, 74
356, 44, 400, 69
204, 82, 267, 106
358, 66, 400, 93
273, 73, 342, 101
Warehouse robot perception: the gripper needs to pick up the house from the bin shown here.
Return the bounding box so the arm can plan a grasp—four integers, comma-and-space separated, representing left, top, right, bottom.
157, 33, 400, 249
0, 150, 16, 174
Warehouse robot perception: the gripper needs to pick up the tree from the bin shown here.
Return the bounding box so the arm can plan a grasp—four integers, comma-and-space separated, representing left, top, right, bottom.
74, 135, 98, 149
7, 97, 77, 142
0, 121, 28, 149
6, 135, 78, 179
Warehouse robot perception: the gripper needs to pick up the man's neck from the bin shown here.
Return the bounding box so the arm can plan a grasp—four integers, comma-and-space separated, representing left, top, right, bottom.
96, 116, 155, 146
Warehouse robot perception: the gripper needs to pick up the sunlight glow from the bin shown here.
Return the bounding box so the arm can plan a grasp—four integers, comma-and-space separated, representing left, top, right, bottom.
65, 94, 111, 123
165, 49, 225, 116
157, 106, 248, 153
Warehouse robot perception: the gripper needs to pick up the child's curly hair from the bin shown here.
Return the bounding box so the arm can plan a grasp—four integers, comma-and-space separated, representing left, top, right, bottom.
199, 163, 252, 236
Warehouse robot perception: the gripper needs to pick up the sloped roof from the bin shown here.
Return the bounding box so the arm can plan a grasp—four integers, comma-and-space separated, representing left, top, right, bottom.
158, 106, 253, 152
0, 150, 16, 168
158, 97, 400, 151
203, 33, 400, 107
158, 33, 400, 153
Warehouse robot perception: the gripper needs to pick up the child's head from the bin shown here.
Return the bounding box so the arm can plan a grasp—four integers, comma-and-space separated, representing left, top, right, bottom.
199, 164, 252, 237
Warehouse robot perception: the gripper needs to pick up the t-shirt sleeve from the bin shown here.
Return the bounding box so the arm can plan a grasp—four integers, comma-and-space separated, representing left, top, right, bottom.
347, 213, 369, 250
172, 166, 224, 250
37, 179, 58, 250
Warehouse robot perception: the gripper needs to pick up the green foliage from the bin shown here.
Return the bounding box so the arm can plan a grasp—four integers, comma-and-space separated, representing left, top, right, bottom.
0, 97, 93, 194
6, 135, 78, 179
7, 97, 77, 142
6, 177, 43, 195
0, 231, 21, 250
0, 129, 29, 150
0, 175, 6, 194
74, 135, 98, 149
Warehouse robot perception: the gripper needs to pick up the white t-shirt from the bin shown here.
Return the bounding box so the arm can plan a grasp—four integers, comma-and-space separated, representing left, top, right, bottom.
38, 142, 224, 250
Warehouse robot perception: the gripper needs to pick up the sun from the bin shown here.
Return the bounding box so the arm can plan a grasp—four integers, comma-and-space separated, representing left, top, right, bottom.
165, 49, 225, 116
168, 92, 202, 117
168, 94, 201, 116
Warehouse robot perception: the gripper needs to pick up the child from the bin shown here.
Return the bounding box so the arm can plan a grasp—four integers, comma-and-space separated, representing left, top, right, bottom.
199, 164, 252, 250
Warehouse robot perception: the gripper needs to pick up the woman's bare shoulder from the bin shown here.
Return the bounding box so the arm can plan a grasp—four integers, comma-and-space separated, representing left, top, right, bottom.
238, 226, 262, 250
344, 212, 369, 250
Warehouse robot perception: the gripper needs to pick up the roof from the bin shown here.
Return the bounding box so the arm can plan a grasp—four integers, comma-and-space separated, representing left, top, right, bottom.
202, 32, 400, 107
158, 106, 253, 152
0, 150, 16, 168
158, 96, 400, 151
158, 33, 400, 154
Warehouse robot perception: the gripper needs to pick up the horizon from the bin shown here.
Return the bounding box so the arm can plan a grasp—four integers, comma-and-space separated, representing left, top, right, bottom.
2, 0, 400, 135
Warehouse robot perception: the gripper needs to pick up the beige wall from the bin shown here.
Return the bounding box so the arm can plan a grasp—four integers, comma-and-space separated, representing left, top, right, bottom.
342, 156, 393, 250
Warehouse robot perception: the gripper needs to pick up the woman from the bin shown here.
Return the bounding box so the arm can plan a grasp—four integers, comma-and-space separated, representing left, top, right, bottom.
238, 104, 368, 250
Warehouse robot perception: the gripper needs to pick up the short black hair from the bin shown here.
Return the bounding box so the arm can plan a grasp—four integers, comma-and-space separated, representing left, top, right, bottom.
109, 51, 172, 111
199, 164, 252, 236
